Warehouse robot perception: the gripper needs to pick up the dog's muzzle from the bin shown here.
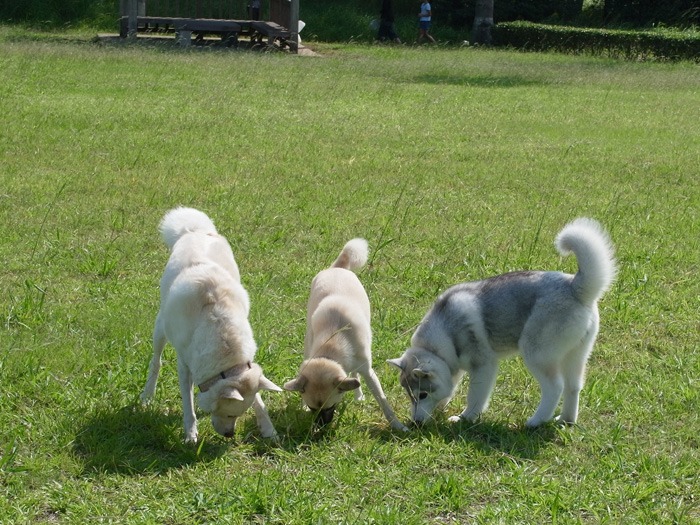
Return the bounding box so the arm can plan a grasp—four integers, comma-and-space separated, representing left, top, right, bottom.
315, 406, 336, 426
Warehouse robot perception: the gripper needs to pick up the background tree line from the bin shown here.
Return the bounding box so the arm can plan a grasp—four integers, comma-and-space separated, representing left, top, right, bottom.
1, 0, 697, 31
431, 0, 699, 31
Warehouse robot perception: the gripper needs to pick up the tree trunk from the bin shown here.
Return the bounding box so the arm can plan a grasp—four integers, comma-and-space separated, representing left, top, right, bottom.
472, 0, 494, 45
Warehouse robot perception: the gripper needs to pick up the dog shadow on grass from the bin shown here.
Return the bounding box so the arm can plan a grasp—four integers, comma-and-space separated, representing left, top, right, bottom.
247, 400, 402, 452
263, 399, 563, 460
395, 416, 565, 460
73, 403, 231, 476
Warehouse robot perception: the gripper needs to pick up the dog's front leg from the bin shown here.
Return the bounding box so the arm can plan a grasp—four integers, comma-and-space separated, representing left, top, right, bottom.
252, 393, 278, 440
362, 368, 409, 432
452, 360, 499, 423
177, 361, 198, 443
352, 372, 365, 401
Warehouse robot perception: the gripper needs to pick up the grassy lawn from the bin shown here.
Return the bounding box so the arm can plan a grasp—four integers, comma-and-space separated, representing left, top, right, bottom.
1, 28, 698, 523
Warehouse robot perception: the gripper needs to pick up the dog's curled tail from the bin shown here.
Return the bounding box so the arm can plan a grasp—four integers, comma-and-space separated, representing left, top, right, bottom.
331, 238, 369, 271
556, 217, 617, 306
159, 207, 218, 250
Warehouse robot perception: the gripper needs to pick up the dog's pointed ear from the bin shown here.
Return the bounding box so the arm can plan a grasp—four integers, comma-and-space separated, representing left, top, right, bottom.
221, 387, 245, 401
336, 377, 361, 392
283, 375, 307, 393
411, 368, 432, 380
386, 358, 404, 370
259, 374, 283, 392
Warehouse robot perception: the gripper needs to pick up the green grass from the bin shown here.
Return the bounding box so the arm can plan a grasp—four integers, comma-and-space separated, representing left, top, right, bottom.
1, 28, 699, 523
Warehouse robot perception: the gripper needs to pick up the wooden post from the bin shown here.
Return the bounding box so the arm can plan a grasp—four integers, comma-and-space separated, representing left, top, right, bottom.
289, 0, 299, 52
120, 0, 144, 39
176, 30, 192, 46
128, 0, 138, 38
120, 0, 138, 38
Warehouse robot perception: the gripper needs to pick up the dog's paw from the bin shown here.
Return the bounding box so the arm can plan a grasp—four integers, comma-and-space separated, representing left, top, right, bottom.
139, 392, 152, 405
259, 424, 279, 440
262, 430, 280, 444
450, 412, 480, 424
525, 416, 546, 428
391, 421, 410, 432
553, 415, 576, 427
184, 433, 198, 444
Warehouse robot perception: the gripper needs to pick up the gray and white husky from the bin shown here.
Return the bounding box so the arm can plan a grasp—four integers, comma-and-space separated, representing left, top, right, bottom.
388, 218, 616, 427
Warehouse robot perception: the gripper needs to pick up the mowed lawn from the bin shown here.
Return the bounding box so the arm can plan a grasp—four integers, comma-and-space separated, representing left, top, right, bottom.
0, 29, 698, 523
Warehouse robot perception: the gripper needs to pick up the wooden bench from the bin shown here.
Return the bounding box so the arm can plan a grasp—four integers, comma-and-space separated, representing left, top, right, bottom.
119, 0, 299, 51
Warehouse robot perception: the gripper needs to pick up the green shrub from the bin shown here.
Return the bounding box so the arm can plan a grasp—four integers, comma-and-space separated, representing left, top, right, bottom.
494, 21, 700, 61
0, 0, 117, 26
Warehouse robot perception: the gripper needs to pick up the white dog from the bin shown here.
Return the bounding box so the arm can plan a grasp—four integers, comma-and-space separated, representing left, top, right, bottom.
284, 238, 408, 431
389, 218, 616, 428
140, 207, 281, 443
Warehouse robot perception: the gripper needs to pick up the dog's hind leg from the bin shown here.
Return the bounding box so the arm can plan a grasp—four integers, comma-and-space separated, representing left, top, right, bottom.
141, 312, 167, 403
559, 330, 597, 424
523, 351, 565, 428
177, 359, 198, 443
362, 368, 409, 431
252, 393, 279, 440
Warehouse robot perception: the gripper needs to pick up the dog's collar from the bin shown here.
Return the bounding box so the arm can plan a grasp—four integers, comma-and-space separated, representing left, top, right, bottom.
198, 361, 252, 393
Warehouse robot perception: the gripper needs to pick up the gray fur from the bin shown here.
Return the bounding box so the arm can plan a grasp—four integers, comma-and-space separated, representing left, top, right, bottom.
388, 218, 616, 427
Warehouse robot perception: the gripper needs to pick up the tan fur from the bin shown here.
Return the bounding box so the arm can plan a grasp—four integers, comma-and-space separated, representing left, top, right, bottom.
284, 238, 408, 431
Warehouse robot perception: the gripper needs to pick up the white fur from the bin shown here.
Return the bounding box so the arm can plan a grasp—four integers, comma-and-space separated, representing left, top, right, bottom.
555, 217, 617, 305
140, 207, 281, 443
389, 218, 616, 428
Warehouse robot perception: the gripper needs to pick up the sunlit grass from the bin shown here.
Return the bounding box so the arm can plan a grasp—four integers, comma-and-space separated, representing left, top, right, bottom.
0, 30, 698, 523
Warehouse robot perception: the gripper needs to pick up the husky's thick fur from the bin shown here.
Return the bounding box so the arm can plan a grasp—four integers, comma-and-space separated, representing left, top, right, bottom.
388, 218, 616, 427
141, 207, 281, 443
284, 239, 408, 431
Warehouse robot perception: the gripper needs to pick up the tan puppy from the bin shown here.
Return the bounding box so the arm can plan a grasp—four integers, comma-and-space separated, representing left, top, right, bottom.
284, 239, 408, 431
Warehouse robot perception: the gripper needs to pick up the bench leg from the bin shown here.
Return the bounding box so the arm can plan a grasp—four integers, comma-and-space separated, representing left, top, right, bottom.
176, 30, 192, 46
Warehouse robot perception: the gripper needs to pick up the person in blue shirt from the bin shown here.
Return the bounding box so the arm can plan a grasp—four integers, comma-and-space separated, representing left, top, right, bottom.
418, 1, 436, 43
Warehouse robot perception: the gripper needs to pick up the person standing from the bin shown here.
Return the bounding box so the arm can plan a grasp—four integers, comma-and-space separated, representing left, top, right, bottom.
250, 0, 261, 20
418, 0, 436, 44
378, 0, 401, 43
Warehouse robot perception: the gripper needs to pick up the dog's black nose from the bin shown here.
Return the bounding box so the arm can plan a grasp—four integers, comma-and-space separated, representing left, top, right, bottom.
224, 431, 235, 438
315, 406, 336, 426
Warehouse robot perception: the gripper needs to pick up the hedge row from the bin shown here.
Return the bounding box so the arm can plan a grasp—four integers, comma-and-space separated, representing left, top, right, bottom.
493, 22, 700, 62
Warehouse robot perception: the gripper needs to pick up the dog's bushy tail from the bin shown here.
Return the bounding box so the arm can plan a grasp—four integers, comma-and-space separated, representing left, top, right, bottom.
159, 207, 218, 250
556, 218, 617, 306
331, 238, 369, 271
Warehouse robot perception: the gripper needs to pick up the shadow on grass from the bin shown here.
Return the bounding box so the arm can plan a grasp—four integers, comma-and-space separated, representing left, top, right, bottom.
73, 403, 230, 476
264, 400, 561, 460
410, 73, 544, 88
259, 403, 346, 448
402, 416, 565, 460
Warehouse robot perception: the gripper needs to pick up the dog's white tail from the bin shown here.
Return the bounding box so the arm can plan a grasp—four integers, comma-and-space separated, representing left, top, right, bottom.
556, 218, 617, 306
159, 207, 218, 250
331, 238, 369, 271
